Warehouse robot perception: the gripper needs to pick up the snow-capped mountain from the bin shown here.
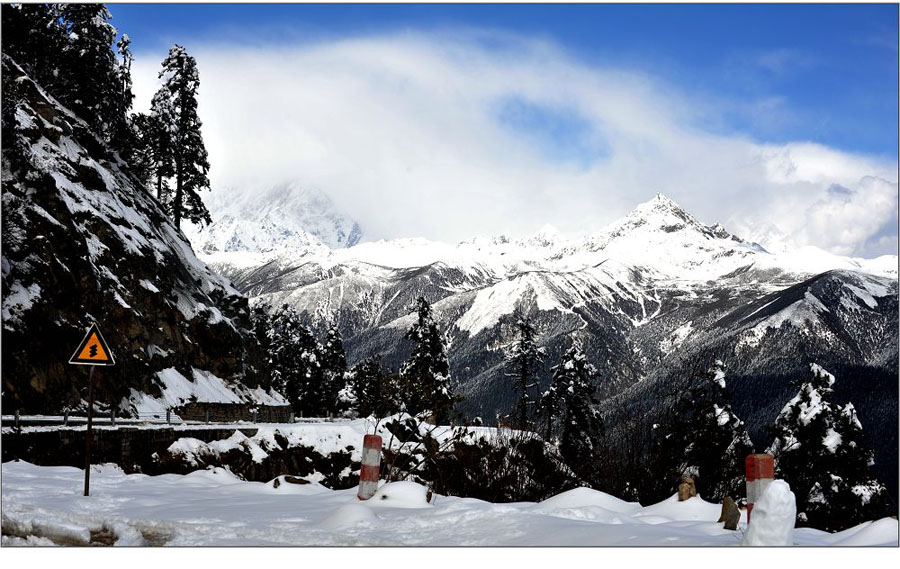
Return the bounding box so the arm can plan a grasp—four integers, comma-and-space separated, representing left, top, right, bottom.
185, 182, 362, 255
196, 191, 897, 489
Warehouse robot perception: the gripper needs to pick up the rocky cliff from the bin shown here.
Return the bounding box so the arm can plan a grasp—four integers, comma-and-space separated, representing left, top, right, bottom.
1, 56, 271, 415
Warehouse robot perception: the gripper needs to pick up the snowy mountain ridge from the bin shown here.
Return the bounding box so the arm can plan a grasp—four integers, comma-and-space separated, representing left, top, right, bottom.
195, 192, 897, 456
197, 192, 896, 286
186, 181, 362, 254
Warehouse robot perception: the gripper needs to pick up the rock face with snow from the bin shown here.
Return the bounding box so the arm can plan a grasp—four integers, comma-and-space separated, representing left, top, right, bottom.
0, 56, 268, 414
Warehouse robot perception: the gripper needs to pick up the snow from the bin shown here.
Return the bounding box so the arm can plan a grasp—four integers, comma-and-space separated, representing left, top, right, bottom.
130, 367, 287, 416
196, 194, 895, 355
531, 486, 641, 515
368, 481, 432, 509
4, 461, 893, 546
185, 182, 361, 253
713, 362, 726, 388
635, 493, 728, 523
168, 431, 270, 465
1, 281, 41, 325
660, 321, 693, 355
742, 480, 796, 546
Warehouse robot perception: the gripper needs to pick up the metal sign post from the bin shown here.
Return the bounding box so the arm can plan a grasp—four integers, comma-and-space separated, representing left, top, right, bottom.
84, 365, 95, 496
69, 323, 115, 497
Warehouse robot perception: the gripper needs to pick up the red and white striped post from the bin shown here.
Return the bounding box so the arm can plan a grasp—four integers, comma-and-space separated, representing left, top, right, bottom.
745, 453, 775, 524
357, 434, 383, 500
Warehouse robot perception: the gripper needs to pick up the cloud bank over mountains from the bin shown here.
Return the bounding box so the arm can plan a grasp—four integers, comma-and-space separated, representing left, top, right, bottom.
131, 30, 897, 257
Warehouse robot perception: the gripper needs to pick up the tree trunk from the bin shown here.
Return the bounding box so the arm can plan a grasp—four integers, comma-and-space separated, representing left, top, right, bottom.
173, 160, 183, 229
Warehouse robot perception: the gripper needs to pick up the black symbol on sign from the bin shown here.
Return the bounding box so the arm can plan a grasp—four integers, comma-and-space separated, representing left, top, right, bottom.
89, 344, 98, 358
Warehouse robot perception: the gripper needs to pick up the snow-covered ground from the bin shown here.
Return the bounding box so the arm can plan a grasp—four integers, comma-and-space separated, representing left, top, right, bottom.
2, 461, 896, 547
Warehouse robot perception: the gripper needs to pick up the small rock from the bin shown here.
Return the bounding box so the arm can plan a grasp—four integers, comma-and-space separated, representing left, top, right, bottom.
719, 496, 740, 530
283, 475, 309, 485
677, 477, 697, 501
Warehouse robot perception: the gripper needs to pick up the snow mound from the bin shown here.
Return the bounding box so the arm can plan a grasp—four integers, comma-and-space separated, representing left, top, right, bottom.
829, 517, 900, 546
319, 503, 381, 530
367, 481, 432, 509
1, 511, 90, 546
1, 461, 895, 546
635, 493, 723, 523
742, 480, 796, 546
532, 486, 641, 515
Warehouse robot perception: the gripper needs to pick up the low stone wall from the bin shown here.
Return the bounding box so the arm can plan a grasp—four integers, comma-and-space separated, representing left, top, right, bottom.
175, 403, 292, 423
1, 426, 259, 474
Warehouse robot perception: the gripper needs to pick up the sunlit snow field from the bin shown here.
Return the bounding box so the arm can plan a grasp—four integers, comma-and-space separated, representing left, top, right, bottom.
2, 461, 896, 546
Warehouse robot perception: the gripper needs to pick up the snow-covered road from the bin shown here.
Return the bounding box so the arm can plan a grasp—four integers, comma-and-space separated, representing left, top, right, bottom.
2, 461, 896, 546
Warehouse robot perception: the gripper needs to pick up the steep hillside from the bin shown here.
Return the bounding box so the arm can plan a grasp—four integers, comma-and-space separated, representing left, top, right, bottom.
1, 56, 279, 415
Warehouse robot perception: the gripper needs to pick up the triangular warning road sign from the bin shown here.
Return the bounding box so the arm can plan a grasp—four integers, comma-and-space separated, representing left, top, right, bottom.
69, 323, 115, 366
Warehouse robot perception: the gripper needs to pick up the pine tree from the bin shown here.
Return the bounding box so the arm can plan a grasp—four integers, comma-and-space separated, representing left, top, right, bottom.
650, 360, 754, 503
126, 112, 156, 189
505, 313, 544, 430
347, 355, 403, 418
265, 305, 327, 417
108, 33, 135, 153
57, 3, 120, 138
399, 297, 456, 423
551, 343, 604, 480
767, 363, 889, 531
320, 325, 348, 415
148, 85, 176, 203
157, 45, 211, 229
538, 367, 562, 442
2, 3, 68, 104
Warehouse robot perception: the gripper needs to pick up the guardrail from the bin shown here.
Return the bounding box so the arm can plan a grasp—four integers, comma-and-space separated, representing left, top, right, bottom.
1, 413, 354, 429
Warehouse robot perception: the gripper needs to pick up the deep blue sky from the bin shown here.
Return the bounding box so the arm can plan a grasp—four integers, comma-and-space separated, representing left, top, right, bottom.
109, 3, 898, 159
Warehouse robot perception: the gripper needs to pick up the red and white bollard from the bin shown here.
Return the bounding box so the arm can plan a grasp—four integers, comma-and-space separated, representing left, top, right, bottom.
745, 453, 775, 524
357, 434, 383, 500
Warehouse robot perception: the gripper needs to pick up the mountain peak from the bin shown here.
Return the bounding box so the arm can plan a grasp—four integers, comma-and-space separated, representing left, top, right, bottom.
633, 193, 690, 216
622, 193, 699, 232
189, 182, 362, 253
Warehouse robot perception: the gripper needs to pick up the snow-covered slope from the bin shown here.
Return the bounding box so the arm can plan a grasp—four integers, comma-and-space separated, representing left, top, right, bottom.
0, 56, 275, 414
3, 459, 897, 546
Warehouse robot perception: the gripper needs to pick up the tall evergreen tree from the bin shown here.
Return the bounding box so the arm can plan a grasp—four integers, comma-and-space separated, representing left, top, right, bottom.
157, 45, 211, 228
649, 360, 754, 503
147, 85, 176, 203
505, 313, 544, 430
109, 33, 135, 153
399, 297, 456, 423
320, 325, 348, 414
346, 355, 403, 418
57, 3, 119, 138
551, 343, 604, 480
126, 112, 156, 189
538, 368, 562, 442
767, 363, 889, 531
1, 3, 68, 104
265, 305, 327, 417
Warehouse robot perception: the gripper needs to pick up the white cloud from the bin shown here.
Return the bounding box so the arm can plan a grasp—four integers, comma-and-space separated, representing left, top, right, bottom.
131, 31, 898, 257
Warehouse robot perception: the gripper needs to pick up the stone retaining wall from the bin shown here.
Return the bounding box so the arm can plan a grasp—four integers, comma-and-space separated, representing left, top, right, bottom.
175, 403, 292, 423
1, 426, 259, 474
